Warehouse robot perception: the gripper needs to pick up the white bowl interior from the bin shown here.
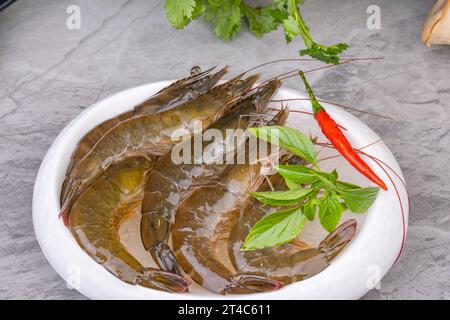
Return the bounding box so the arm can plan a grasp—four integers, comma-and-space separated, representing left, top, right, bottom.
33, 81, 409, 300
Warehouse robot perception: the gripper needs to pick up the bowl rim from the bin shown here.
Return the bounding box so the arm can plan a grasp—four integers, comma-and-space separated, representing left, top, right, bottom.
33, 81, 409, 300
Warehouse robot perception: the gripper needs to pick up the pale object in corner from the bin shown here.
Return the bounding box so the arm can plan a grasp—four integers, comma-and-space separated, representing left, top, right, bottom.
422, 0, 450, 47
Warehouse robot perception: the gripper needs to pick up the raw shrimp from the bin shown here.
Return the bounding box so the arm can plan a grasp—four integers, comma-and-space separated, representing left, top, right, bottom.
140, 80, 282, 275
231, 219, 357, 284
69, 157, 190, 293
61, 73, 260, 223
61, 66, 227, 203
171, 108, 290, 294
228, 173, 356, 284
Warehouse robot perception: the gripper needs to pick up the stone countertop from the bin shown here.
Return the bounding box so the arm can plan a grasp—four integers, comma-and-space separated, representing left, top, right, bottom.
0, 0, 449, 300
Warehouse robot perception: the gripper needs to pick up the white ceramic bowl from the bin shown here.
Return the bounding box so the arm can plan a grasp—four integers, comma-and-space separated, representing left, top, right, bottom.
33, 81, 409, 300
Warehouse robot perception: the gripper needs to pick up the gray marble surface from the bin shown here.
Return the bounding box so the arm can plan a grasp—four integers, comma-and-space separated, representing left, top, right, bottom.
0, 0, 449, 300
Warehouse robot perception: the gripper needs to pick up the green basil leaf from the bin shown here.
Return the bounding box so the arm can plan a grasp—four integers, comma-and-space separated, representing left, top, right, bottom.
276, 165, 320, 185
336, 180, 362, 191
310, 178, 324, 190
251, 189, 314, 206
319, 193, 344, 232
341, 187, 380, 214
315, 171, 337, 190
277, 165, 336, 191
331, 169, 339, 179
303, 199, 317, 221
242, 207, 306, 251
285, 178, 301, 190
248, 126, 317, 166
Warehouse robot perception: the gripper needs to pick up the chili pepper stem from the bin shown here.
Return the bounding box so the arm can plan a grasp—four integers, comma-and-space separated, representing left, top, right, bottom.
298, 71, 323, 114
298, 71, 388, 191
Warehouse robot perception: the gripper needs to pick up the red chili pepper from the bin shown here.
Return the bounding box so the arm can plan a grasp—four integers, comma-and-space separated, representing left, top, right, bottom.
299, 71, 388, 191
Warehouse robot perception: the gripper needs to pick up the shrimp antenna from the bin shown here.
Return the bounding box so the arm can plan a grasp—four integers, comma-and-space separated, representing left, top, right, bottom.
271, 98, 393, 120
269, 107, 348, 131
248, 59, 355, 94
241, 57, 384, 75
247, 57, 384, 93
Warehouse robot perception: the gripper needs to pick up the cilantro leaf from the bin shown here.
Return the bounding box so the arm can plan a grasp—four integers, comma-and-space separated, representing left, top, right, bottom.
243, 5, 279, 38
299, 42, 349, 65
164, 0, 348, 64
282, 15, 300, 43
164, 0, 197, 29
274, 0, 304, 15
191, 1, 205, 20
204, 0, 243, 41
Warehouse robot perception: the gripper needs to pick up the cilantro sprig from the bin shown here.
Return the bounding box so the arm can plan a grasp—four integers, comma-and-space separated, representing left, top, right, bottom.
241, 126, 379, 251
164, 0, 348, 64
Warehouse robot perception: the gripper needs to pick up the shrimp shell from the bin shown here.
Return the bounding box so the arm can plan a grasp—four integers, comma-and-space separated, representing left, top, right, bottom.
69, 157, 189, 292
171, 107, 289, 294
140, 80, 282, 276
229, 199, 356, 283
61, 66, 227, 204
61, 73, 260, 224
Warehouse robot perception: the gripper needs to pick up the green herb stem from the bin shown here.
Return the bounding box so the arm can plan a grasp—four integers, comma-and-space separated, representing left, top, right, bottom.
298, 71, 324, 114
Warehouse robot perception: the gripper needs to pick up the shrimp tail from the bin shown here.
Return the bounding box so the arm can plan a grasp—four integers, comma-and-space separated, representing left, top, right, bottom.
150, 242, 184, 276
141, 214, 183, 275
137, 268, 190, 293
319, 219, 357, 261
222, 273, 284, 294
